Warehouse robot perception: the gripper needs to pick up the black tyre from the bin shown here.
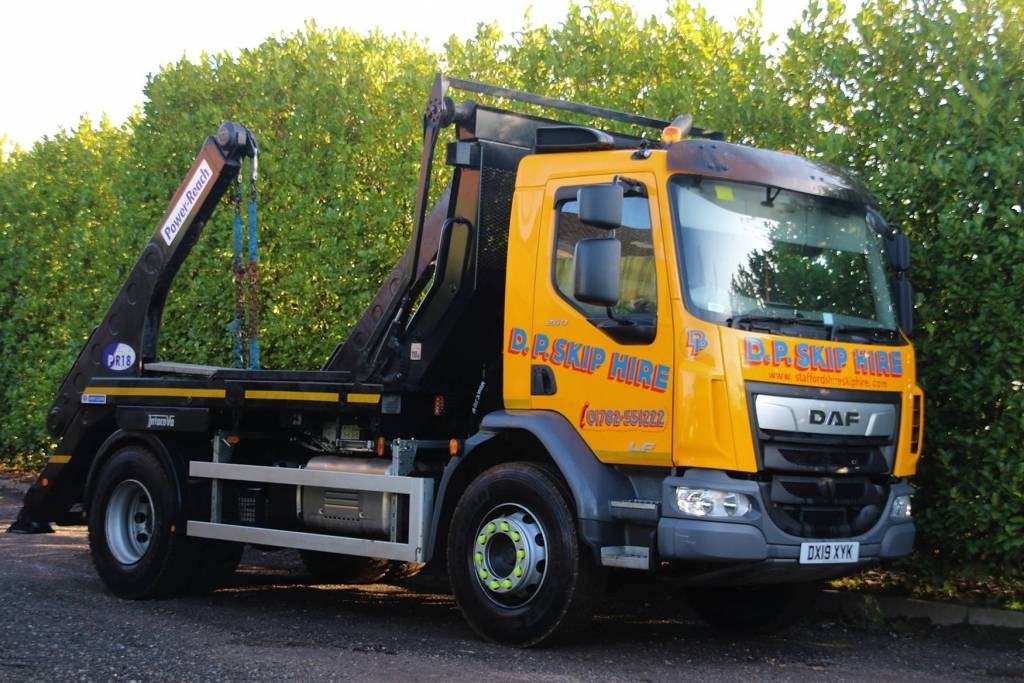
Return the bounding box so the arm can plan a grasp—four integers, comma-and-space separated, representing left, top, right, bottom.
687, 582, 820, 634
299, 551, 390, 584
446, 462, 605, 647
88, 446, 199, 598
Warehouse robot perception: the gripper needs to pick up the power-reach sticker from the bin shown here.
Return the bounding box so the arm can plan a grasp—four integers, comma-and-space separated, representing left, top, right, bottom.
103, 342, 136, 372
159, 159, 213, 246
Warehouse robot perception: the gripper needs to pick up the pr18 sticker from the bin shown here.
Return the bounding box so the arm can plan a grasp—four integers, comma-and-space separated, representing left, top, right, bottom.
103, 342, 136, 372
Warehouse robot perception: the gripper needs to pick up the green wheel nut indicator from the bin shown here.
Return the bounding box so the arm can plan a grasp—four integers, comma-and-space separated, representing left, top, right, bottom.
478, 568, 488, 579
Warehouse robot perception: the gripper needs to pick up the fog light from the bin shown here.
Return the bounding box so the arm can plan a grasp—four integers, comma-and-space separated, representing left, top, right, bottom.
675, 487, 751, 518
891, 494, 913, 520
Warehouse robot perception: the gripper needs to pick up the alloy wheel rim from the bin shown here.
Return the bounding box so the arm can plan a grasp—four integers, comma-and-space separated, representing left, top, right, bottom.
471, 503, 548, 608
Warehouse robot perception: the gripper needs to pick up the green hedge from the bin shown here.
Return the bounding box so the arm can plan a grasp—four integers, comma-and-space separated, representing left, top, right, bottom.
1, 1, 1021, 580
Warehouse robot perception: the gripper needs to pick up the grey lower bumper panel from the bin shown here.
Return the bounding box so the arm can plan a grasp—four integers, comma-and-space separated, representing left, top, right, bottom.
657, 516, 915, 563
655, 469, 916, 572
658, 518, 770, 561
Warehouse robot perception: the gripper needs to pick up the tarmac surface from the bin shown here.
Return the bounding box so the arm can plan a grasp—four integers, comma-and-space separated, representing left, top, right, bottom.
1, 488, 1021, 682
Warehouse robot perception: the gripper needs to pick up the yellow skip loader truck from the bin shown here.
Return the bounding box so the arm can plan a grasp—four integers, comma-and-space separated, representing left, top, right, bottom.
10, 75, 923, 646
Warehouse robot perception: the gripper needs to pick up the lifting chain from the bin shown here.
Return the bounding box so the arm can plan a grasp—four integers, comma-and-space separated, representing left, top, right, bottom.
230, 153, 260, 368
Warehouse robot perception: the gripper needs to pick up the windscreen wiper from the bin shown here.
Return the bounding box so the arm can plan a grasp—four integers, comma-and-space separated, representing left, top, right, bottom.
828, 322, 898, 342
726, 313, 825, 330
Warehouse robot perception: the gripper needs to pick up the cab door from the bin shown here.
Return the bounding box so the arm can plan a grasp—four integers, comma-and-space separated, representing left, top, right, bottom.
525, 174, 674, 466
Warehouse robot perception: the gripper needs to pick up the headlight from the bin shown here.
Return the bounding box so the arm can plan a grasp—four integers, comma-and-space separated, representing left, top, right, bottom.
675, 487, 752, 518
891, 494, 913, 519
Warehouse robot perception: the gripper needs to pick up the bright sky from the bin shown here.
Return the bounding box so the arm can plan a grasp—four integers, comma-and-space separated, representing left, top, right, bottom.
1, 1, 847, 150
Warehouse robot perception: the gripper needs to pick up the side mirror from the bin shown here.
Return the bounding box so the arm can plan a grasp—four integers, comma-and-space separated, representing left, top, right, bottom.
885, 231, 911, 271
893, 274, 913, 337
574, 238, 621, 307
578, 184, 623, 230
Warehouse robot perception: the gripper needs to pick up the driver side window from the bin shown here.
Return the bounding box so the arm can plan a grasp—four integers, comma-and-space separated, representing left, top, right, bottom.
553, 195, 657, 319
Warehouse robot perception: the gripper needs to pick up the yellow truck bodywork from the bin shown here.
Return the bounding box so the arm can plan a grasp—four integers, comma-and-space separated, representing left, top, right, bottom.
503, 148, 923, 475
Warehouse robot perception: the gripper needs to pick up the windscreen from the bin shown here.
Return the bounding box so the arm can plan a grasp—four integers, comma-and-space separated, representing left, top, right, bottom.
669, 176, 896, 332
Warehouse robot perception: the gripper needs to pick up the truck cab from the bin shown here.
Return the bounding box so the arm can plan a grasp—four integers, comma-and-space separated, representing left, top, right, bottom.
502, 142, 921, 584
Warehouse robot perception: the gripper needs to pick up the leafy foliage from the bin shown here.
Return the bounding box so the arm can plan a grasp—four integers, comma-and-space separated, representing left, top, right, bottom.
1, 1, 1021, 579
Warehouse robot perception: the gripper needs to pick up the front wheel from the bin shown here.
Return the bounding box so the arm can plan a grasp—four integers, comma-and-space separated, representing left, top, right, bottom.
687, 582, 820, 634
446, 462, 604, 647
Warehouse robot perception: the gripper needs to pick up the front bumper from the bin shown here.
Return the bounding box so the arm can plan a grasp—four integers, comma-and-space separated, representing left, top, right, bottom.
656, 469, 915, 566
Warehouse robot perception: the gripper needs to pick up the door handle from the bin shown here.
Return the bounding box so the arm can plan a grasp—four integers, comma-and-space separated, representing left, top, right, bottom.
530, 365, 557, 396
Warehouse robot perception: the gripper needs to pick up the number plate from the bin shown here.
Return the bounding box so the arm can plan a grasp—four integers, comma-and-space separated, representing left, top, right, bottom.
799, 541, 860, 564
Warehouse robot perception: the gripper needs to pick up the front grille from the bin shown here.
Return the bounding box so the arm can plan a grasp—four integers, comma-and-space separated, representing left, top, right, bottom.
746, 382, 901, 539
764, 438, 890, 475
747, 383, 900, 475
763, 475, 888, 538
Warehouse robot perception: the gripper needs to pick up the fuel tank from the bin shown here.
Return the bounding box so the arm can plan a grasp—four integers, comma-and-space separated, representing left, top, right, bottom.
298, 456, 393, 539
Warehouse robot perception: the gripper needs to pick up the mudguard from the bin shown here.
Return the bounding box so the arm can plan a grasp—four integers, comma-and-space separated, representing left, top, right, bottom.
83, 430, 190, 528
427, 409, 635, 559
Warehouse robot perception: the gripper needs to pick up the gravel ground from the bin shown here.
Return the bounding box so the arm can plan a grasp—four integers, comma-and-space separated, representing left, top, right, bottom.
0, 488, 1021, 682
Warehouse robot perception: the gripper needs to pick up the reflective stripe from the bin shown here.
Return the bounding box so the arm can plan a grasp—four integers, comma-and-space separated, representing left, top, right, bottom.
84, 386, 226, 398
49, 454, 72, 464
244, 390, 339, 402
347, 393, 381, 405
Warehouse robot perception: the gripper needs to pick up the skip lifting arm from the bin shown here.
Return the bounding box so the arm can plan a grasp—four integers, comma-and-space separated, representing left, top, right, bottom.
9, 122, 257, 533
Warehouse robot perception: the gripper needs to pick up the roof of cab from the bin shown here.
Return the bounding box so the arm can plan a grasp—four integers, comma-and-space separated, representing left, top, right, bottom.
667, 139, 875, 206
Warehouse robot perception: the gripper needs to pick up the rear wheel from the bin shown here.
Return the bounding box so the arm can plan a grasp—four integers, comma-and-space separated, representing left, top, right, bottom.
89, 445, 239, 598
687, 582, 820, 634
299, 551, 390, 584
447, 462, 604, 647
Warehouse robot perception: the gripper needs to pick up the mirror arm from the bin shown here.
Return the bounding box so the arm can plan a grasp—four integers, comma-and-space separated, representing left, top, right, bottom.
866, 206, 892, 239
612, 175, 648, 198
